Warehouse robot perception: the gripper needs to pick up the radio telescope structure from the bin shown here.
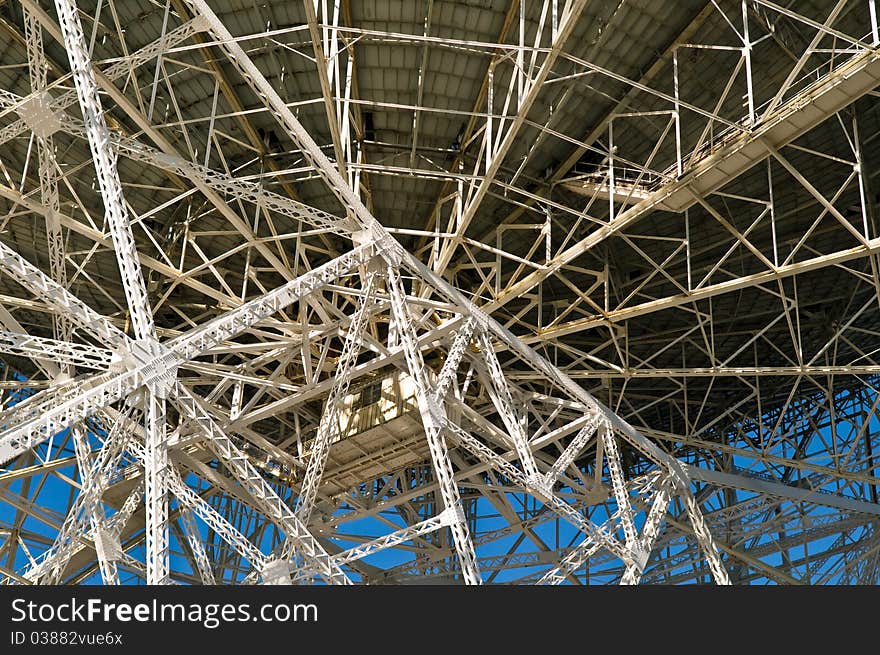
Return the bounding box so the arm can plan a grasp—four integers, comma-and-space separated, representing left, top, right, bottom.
0, 0, 879, 585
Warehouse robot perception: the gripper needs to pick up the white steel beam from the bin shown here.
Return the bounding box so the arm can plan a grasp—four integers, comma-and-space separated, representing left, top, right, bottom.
680, 490, 732, 585
687, 465, 880, 517
600, 423, 639, 549
620, 482, 672, 585
0, 330, 114, 370
333, 506, 461, 566
0, 242, 130, 350
51, 0, 155, 342
476, 329, 543, 485
543, 416, 599, 485
178, 509, 215, 585
23, 7, 71, 353
143, 393, 169, 584
295, 271, 377, 524
0, 244, 378, 465
386, 264, 482, 584
302, 0, 347, 177
525, 237, 880, 342
536, 538, 602, 585
172, 384, 351, 584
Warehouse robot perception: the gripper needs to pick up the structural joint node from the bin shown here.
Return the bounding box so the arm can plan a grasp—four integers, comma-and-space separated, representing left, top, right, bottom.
17, 91, 61, 138
440, 505, 467, 527
631, 543, 650, 573
51, 370, 74, 386
525, 474, 553, 501
351, 229, 383, 273
93, 528, 123, 562
261, 557, 293, 585
128, 338, 178, 399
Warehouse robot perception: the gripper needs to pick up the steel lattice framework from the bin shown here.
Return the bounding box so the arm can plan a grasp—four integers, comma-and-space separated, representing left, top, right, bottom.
0, 0, 879, 585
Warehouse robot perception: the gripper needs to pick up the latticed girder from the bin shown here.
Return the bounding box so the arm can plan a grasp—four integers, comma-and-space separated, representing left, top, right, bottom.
23, 6, 71, 352
172, 384, 351, 585
294, 271, 379, 525
0, 227, 740, 585
0, 242, 380, 464
5, 0, 877, 586
179, 508, 215, 585
386, 264, 482, 585
0, 330, 114, 371
53, 0, 155, 343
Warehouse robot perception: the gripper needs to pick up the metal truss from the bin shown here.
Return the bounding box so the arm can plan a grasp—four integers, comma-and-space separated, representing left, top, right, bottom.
1, 0, 879, 586
22, 5, 71, 355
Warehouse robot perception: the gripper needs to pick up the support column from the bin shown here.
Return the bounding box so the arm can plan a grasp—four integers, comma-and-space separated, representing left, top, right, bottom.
144, 393, 169, 584
23, 7, 72, 354
179, 509, 215, 585
600, 424, 639, 550
295, 272, 378, 524
71, 427, 119, 585
681, 489, 731, 585
620, 481, 672, 585
53, 0, 166, 585
386, 265, 481, 585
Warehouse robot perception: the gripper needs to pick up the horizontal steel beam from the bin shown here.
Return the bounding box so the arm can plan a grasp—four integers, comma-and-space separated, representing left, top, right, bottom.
525, 238, 880, 341
686, 465, 880, 516
486, 49, 880, 312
